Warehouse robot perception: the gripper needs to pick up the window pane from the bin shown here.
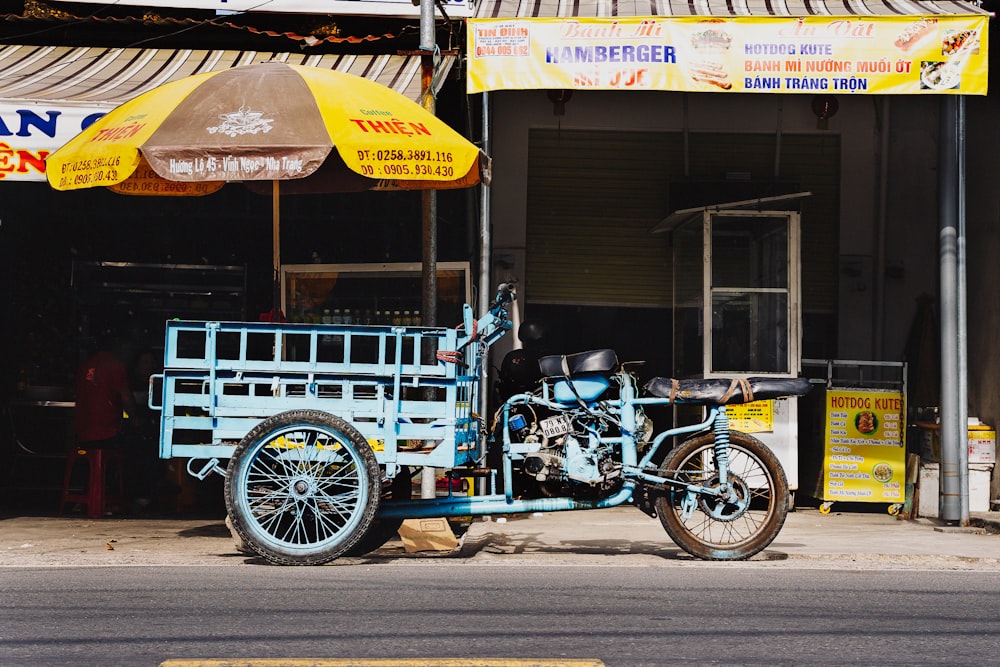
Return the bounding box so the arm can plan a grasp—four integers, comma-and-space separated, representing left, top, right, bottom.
711, 216, 788, 289
711, 292, 788, 373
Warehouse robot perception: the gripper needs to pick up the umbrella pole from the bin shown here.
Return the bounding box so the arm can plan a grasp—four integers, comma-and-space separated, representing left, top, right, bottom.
273, 179, 282, 320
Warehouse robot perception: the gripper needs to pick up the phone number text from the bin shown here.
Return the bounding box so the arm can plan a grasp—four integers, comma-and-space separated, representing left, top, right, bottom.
358, 149, 455, 163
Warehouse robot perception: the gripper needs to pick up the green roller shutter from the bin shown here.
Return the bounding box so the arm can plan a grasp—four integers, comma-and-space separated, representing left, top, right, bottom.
525, 128, 839, 316
525, 129, 681, 307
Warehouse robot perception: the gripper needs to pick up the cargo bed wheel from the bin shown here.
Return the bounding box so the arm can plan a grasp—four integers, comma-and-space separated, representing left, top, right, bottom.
225, 409, 380, 565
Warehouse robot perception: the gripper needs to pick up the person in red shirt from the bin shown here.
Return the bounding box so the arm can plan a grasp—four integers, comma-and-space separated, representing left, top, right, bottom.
74, 338, 138, 448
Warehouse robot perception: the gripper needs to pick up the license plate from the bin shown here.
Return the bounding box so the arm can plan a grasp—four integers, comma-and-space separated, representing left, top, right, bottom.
540, 414, 573, 438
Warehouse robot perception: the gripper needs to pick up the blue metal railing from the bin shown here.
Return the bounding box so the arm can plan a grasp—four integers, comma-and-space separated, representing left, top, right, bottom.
153, 320, 483, 471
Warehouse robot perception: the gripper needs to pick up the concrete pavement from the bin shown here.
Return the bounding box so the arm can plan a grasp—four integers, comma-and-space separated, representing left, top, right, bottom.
2, 506, 1000, 569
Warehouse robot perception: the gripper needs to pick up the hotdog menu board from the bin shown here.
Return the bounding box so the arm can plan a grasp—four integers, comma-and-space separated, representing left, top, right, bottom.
821, 388, 906, 504
467, 16, 988, 95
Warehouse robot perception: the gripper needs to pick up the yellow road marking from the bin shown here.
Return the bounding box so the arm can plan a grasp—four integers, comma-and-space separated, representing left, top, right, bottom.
160, 660, 605, 667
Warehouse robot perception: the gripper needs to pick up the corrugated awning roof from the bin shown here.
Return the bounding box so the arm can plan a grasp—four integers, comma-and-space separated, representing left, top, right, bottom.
473, 0, 991, 17
0, 45, 453, 106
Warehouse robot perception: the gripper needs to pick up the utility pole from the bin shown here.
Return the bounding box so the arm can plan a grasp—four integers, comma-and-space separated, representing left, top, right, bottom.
938, 96, 969, 524
419, 0, 438, 500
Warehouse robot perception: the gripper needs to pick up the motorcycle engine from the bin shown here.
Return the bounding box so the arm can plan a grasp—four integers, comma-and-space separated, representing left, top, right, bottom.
518, 415, 622, 494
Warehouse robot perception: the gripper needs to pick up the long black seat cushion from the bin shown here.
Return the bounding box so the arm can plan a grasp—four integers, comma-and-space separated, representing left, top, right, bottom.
644, 376, 813, 405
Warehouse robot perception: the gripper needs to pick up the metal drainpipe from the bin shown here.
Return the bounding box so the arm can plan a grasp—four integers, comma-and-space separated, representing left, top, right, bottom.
477, 91, 492, 491
478, 92, 492, 322
939, 96, 962, 523
419, 0, 438, 500
957, 96, 969, 523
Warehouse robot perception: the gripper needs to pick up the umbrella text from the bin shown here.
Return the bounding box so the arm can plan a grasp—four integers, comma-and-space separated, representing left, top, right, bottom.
359, 149, 455, 163
349, 118, 432, 136
165, 155, 307, 178
60, 156, 122, 173
90, 122, 147, 142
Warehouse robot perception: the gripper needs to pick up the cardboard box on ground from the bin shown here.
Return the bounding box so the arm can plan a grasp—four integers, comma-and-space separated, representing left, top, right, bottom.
397, 518, 459, 552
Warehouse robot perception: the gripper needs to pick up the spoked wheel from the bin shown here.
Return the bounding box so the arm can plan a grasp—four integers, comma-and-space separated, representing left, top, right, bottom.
225, 409, 381, 565
655, 430, 789, 561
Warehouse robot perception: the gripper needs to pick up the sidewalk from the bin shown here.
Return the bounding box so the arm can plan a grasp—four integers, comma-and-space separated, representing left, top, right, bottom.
2, 507, 999, 569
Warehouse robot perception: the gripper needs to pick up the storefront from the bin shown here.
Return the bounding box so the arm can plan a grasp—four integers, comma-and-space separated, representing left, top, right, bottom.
466, 3, 993, 502
0, 44, 463, 360
0, 43, 471, 510
2, 2, 997, 514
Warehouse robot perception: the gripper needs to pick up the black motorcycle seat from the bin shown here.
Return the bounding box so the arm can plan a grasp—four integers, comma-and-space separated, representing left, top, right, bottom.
538, 349, 619, 378
644, 376, 813, 405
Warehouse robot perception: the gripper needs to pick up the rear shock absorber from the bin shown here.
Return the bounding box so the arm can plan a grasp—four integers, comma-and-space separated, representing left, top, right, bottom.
712, 406, 732, 499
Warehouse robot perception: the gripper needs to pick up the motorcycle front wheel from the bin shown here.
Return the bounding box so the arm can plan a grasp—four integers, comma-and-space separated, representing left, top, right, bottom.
655, 430, 789, 561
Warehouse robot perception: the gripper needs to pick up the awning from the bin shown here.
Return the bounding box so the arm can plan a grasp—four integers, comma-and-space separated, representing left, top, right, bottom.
0, 45, 454, 182
651, 191, 813, 233
474, 0, 991, 18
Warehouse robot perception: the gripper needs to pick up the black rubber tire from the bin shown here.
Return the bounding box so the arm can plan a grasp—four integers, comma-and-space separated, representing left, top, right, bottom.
655, 430, 789, 561
225, 409, 381, 565
343, 466, 412, 556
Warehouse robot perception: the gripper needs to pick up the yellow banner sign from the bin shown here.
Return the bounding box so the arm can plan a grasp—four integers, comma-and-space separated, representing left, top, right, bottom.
822, 388, 906, 503
726, 400, 774, 434
467, 16, 989, 95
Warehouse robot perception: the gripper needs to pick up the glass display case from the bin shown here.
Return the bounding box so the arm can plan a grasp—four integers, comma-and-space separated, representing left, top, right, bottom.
670, 208, 802, 491
281, 262, 472, 328
72, 260, 247, 346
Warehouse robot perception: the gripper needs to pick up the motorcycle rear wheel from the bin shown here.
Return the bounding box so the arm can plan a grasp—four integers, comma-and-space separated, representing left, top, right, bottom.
655, 430, 788, 561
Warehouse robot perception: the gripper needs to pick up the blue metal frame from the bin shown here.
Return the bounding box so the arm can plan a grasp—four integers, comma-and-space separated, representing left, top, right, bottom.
153, 302, 510, 479
152, 285, 736, 520
378, 375, 732, 520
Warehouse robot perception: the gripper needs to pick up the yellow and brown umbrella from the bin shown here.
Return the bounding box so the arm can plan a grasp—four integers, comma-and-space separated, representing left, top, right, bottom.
46, 61, 488, 311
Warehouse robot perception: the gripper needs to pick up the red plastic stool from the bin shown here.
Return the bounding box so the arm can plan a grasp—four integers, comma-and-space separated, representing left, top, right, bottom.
60, 447, 126, 518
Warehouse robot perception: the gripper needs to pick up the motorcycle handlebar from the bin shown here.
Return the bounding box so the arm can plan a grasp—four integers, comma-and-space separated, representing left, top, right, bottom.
490, 282, 516, 312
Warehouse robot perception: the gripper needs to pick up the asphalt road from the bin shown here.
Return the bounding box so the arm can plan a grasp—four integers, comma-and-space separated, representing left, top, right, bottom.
3, 564, 999, 666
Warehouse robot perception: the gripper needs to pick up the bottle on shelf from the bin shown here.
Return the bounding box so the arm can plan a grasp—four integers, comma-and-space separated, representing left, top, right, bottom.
321, 309, 333, 343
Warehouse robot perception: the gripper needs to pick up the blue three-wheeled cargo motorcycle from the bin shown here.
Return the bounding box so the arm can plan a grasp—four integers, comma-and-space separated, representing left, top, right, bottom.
152, 284, 810, 564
